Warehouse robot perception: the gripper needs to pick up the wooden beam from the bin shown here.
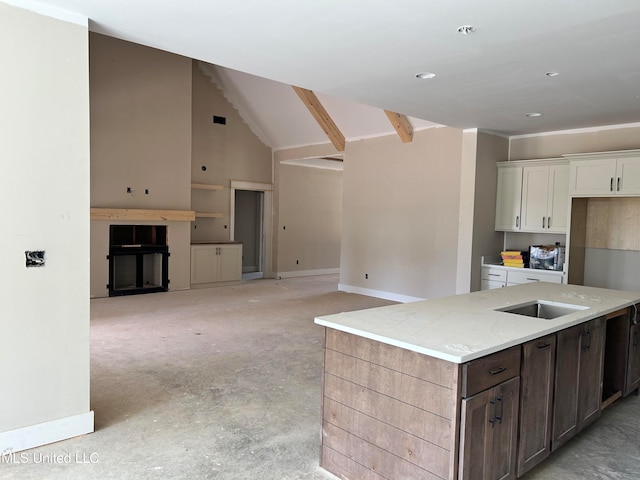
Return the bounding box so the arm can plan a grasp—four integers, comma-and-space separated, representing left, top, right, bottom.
292, 86, 345, 151
90, 208, 196, 222
384, 110, 413, 143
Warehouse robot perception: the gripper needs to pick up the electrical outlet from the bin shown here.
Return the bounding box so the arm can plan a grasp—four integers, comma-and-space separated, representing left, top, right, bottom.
296, 260, 299, 265
365, 273, 368, 279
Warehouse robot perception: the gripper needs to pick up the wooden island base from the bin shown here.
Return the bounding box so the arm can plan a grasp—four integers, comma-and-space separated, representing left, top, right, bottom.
319, 303, 639, 480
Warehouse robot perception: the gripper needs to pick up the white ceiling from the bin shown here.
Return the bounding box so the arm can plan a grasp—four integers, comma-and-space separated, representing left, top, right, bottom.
10, 0, 640, 149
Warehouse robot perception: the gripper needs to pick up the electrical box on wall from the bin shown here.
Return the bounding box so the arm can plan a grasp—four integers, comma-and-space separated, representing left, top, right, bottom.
25, 250, 45, 267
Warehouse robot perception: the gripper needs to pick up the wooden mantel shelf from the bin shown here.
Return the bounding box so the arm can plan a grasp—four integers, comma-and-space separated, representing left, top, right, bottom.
90, 208, 196, 222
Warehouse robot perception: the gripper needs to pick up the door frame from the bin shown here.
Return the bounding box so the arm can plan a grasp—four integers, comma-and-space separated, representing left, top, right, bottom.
230, 180, 273, 277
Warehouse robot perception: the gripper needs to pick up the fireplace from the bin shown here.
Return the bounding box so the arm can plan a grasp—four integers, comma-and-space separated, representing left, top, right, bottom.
108, 225, 169, 296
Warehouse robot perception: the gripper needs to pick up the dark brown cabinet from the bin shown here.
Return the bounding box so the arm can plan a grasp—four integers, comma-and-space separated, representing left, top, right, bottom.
552, 317, 605, 451
627, 322, 640, 396
517, 334, 556, 476
460, 376, 520, 480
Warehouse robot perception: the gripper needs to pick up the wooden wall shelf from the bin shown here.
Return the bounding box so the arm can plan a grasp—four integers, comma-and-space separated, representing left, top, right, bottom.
194, 212, 224, 218
90, 208, 196, 222
191, 183, 224, 190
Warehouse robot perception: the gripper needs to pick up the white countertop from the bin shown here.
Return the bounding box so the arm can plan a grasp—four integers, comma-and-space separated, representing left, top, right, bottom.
315, 283, 640, 364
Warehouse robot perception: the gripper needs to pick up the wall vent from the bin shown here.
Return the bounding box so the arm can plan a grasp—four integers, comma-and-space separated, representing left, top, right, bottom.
213, 115, 227, 125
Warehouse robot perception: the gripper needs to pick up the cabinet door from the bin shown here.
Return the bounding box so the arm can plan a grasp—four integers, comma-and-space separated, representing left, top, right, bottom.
552, 324, 581, 451
490, 377, 519, 480
460, 387, 494, 480
190, 245, 217, 284
616, 157, 640, 195
459, 377, 519, 480
626, 323, 640, 396
577, 317, 605, 431
518, 335, 556, 477
217, 244, 242, 282
546, 164, 569, 233
520, 165, 549, 232
569, 158, 617, 196
482, 279, 505, 290
495, 166, 522, 231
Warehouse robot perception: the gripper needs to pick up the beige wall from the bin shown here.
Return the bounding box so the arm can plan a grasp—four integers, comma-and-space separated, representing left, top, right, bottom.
276, 163, 342, 275
340, 127, 465, 300
470, 132, 510, 291
90, 33, 192, 210
510, 124, 640, 160
191, 61, 272, 243
0, 2, 91, 440
273, 143, 339, 273
89, 34, 193, 297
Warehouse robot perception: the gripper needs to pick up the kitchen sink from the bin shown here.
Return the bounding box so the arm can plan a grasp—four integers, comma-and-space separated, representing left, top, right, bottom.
496, 300, 588, 319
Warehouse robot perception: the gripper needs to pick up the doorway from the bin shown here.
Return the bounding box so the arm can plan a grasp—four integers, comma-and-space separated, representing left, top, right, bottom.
235, 189, 263, 275
230, 180, 273, 279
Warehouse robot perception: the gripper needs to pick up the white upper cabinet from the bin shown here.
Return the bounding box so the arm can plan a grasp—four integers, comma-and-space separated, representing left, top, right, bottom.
496, 160, 569, 233
617, 157, 640, 195
568, 153, 640, 196
495, 165, 523, 231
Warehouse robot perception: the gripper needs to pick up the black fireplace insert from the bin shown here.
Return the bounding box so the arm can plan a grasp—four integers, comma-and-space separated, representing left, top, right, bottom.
108, 225, 169, 296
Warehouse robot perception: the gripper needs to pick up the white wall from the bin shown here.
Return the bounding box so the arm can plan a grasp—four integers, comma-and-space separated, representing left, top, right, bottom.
0, 2, 93, 450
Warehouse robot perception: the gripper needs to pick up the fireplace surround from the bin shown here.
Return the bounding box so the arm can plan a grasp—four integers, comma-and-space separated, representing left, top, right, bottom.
108, 225, 169, 296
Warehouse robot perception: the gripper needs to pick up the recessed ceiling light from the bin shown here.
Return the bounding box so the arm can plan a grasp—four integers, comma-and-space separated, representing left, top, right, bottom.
415, 72, 436, 79
457, 25, 475, 35
525, 112, 542, 117
545, 71, 560, 77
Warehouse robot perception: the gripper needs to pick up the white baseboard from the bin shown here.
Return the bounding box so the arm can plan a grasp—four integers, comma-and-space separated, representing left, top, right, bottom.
0, 411, 94, 454
277, 268, 339, 279
338, 283, 425, 303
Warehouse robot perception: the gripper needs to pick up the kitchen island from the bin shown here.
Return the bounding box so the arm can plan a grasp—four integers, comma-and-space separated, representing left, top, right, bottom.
315, 282, 640, 480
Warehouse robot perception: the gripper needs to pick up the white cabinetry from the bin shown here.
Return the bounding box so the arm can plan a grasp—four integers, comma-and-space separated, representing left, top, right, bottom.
191, 243, 242, 286
495, 159, 569, 233
480, 264, 565, 291
495, 166, 523, 231
568, 153, 640, 196
521, 164, 569, 233
481, 266, 507, 290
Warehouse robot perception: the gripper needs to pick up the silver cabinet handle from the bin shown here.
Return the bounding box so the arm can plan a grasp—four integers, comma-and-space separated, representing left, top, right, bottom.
610, 177, 614, 191
526, 278, 541, 282
488, 273, 500, 277
542, 217, 546, 228
547, 216, 551, 228
516, 215, 519, 228
617, 177, 621, 191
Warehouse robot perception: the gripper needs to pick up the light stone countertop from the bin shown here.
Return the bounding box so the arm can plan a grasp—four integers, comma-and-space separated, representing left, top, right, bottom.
315, 282, 640, 363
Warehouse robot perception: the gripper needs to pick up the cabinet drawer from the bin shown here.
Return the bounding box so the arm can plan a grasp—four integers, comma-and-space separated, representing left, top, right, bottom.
462, 345, 521, 398
482, 267, 507, 282
508, 269, 563, 285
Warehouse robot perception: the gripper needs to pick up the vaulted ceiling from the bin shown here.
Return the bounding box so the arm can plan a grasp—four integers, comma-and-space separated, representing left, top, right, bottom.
10, 0, 640, 150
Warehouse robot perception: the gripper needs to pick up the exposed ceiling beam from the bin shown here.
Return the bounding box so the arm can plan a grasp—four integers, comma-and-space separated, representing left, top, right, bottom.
384, 110, 413, 143
292, 86, 345, 152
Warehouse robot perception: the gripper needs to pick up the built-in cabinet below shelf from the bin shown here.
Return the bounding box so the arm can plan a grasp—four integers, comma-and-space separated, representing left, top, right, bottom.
190, 243, 242, 287
481, 259, 566, 290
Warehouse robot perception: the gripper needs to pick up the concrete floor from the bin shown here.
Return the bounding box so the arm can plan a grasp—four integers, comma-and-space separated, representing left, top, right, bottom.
2, 275, 639, 479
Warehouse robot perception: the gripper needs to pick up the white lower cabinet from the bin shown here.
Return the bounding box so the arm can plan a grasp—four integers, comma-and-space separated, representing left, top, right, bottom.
481, 265, 565, 290
191, 243, 242, 286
